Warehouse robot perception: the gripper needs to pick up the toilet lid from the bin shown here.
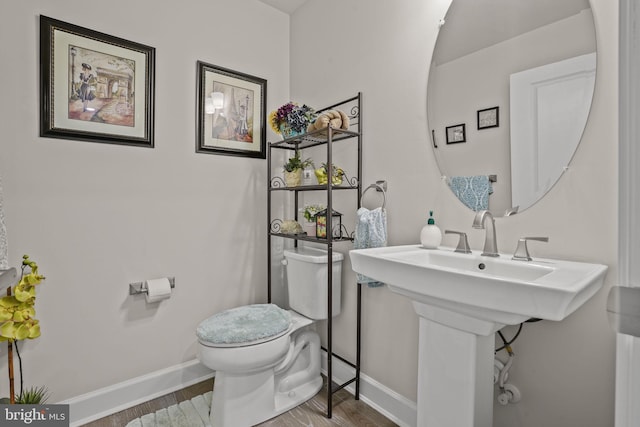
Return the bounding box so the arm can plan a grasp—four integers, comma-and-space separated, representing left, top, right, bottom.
197, 304, 292, 347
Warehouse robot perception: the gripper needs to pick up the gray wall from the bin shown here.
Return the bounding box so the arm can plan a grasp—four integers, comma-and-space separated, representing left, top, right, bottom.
0, 0, 289, 401
290, 1, 617, 426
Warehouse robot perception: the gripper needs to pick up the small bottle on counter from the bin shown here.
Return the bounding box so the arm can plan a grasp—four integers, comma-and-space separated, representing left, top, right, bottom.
420, 211, 442, 249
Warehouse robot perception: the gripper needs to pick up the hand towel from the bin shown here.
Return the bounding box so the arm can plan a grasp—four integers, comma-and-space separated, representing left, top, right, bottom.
0, 177, 7, 270
448, 176, 493, 212
354, 207, 387, 287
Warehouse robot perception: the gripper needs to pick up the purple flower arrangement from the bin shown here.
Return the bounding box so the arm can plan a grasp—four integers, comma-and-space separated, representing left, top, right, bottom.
269, 102, 317, 135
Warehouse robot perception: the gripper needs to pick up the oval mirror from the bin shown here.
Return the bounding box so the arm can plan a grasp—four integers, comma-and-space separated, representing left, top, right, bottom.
427, 0, 596, 216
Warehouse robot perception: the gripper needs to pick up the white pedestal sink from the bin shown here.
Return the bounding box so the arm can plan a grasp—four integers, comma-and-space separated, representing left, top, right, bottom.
350, 245, 607, 427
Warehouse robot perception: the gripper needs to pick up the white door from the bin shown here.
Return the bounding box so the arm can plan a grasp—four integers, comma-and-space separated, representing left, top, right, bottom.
617, 1, 640, 425
510, 53, 596, 211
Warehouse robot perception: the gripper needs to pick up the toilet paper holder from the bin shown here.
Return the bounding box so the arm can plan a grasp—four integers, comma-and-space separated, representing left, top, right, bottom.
129, 277, 176, 295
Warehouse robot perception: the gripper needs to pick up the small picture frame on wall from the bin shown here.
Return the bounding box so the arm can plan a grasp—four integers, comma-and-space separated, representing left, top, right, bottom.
445, 123, 466, 144
196, 61, 266, 158
39, 15, 156, 147
477, 106, 499, 130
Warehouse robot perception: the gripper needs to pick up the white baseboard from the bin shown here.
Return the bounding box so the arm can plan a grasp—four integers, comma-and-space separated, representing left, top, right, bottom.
320, 350, 417, 427
61, 355, 416, 427
61, 359, 214, 426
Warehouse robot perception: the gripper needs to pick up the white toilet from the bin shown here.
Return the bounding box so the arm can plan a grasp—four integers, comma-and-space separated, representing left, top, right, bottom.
196, 246, 343, 427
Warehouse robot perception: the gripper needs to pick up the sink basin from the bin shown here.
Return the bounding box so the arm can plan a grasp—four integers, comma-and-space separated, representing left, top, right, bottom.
350, 244, 608, 427
350, 245, 608, 328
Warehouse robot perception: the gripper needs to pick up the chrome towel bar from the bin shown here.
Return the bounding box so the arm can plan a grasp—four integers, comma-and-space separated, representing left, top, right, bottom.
360, 180, 387, 209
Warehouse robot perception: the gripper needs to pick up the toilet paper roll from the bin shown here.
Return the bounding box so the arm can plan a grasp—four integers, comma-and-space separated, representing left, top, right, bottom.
145, 278, 172, 303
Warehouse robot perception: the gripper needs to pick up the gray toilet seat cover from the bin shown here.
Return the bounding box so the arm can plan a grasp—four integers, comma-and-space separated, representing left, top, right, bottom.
197, 304, 292, 346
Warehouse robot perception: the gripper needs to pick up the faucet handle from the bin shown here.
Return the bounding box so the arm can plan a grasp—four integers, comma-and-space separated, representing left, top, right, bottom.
512, 237, 549, 261
444, 230, 472, 254
504, 206, 520, 216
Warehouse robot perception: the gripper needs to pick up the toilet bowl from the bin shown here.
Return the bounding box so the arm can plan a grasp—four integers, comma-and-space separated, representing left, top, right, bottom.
196, 247, 343, 427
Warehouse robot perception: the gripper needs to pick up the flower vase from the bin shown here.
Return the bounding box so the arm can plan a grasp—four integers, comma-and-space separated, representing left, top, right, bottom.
303, 221, 316, 237
284, 169, 303, 187
280, 123, 303, 140
331, 175, 343, 186
314, 168, 344, 186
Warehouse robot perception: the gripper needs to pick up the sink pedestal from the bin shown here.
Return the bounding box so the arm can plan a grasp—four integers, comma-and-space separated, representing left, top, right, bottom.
413, 301, 501, 427
349, 245, 608, 427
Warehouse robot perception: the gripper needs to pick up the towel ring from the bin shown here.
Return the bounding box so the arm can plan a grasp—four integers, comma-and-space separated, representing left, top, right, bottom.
360, 183, 386, 209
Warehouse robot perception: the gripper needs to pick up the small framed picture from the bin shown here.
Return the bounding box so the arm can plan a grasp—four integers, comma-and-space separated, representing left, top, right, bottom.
196, 61, 266, 158
477, 106, 499, 130
445, 123, 466, 144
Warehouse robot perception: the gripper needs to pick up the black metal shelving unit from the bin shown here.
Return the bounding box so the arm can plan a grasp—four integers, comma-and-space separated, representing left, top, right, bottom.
267, 93, 362, 419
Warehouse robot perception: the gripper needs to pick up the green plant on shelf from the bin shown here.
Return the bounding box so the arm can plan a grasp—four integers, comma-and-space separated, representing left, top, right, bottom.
303, 204, 325, 222
283, 151, 313, 172
315, 163, 344, 185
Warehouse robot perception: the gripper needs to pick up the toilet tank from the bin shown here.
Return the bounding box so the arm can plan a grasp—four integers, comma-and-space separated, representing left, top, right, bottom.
283, 247, 343, 320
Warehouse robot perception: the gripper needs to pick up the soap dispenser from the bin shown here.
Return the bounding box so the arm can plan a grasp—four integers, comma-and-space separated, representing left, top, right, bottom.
420, 211, 442, 249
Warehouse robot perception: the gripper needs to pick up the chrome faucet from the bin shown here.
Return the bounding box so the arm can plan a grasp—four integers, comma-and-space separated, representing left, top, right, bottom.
444, 230, 472, 254
512, 237, 549, 261
472, 210, 499, 257
504, 206, 519, 217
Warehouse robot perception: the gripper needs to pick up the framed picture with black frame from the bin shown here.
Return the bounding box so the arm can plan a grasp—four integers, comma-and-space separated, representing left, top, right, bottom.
40, 15, 155, 147
477, 106, 499, 130
445, 123, 466, 144
196, 61, 266, 159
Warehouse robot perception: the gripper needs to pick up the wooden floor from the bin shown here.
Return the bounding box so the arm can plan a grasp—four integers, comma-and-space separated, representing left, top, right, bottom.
82, 377, 397, 426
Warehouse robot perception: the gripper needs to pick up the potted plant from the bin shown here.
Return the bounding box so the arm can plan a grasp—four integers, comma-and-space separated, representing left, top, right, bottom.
0, 255, 47, 404
301, 204, 325, 236
283, 152, 313, 187
314, 163, 344, 186
269, 102, 317, 139
0, 386, 51, 405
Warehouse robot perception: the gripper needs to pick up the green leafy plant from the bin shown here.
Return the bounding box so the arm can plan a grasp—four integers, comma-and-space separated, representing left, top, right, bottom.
303, 204, 325, 222
15, 385, 50, 404
283, 151, 313, 172
314, 163, 344, 185
319, 163, 344, 177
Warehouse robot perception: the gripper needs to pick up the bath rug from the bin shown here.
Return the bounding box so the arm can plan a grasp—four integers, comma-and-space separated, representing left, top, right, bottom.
124, 391, 212, 427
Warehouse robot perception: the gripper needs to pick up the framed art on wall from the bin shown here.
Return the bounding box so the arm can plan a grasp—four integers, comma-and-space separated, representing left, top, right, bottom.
445, 123, 466, 144
40, 15, 155, 147
196, 61, 266, 158
477, 106, 499, 130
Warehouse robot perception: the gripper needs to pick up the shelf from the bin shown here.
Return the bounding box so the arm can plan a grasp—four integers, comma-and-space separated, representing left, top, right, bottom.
267, 93, 362, 419
269, 218, 355, 242
269, 183, 358, 192
269, 232, 354, 243
269, 127, 359, 150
